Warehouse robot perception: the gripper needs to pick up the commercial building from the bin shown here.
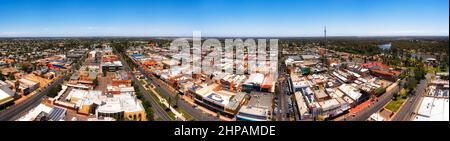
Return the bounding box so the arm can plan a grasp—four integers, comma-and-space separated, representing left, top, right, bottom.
236, 105, 270, 121
260, 74, 275, 93
125, 43, 277, 120
361, 62, 400, 82
63, 87, 147, 121
414, 97, 449, 121
0, 85, 15, 109
96, 92, 147, 121
338, 84, 362, 104
242, 73, 265, 93
317, 98, 349, 118
101, 55, 123, 72
18, 78, 40, 95
101, 61, 123, 72
189, 84, 248, 118
236, 92, 273, 121
17, 104, 51, 121
112, 71, 132, 86
293, 91, 310, 120
368, 113, 386, 121
414, 77, 449, 121
16, 103, 67, 121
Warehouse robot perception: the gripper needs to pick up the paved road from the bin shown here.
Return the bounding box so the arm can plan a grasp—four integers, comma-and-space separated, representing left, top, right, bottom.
0, 75, 65, 121
276, 80, 288, 121
148, 77, 220, 121
129, 48, 220, 121
127, 51, 219, 121
276, 70, 289, 121
132, 75, 172, 121
0, 53, 89, 121
392, 73, 431, 121
341, 81, 400, 121
115, 51, 172, 121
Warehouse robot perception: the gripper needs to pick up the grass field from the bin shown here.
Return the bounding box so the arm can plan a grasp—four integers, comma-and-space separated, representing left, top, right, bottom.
177, 107, 195, 121
385, 88, 409, 112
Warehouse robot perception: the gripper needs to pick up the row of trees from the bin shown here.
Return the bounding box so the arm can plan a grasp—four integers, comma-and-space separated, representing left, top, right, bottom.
112, 41, 156, 121
47, 85, 62, 98
133, 80, 154, 121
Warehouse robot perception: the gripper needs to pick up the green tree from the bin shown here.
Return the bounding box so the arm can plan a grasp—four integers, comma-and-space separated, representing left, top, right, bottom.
8, 73, 15, 80
47, 85, 62, 98
375, 87, 386, 97
407, 78, 418, 90
0, 73, 4, 81
173, 94, 179, 108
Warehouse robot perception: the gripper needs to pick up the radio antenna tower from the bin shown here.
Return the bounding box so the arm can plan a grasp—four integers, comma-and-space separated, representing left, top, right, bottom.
324, 26, 330, 72
324, 26, 327, 50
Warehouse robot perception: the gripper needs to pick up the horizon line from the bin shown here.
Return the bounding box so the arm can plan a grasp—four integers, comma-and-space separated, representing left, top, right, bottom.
0, 35, 449, 38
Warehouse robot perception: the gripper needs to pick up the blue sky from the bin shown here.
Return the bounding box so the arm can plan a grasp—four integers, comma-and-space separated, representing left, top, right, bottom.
0, 0, 448, 37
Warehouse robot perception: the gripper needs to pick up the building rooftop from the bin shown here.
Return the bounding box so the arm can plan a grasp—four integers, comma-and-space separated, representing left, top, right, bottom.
301, 55, 319, 60
294, 91, 309, 116
96, 92, 144, 114
338, 84, 362, 101
48, 106, 67, 121
205, 92, 231, 106
318, 98, 341, 111
237, 105, 269, 121
369, 113, 385, 121
314, 90, 329, 100
248, 92, 273, 109
19, 78, 39, 87
0, 89, 14, 105
17, 103, 53, 121
0, 80, 14, 97
225, 92, 247, 111
414, 97, 449, 121
96, 97, 123, 114
244, 73, 265, 85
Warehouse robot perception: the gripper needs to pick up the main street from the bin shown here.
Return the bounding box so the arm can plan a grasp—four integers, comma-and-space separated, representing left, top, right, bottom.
276, 61, 289, 121
392, 73, 432, 121
125, 48, 219, 121
147, 76, 220, 121
340, 81, 400, 121
115, 50, 172, 121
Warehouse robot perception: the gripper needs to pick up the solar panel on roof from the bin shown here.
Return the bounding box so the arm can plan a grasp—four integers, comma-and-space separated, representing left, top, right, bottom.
48, 107, 66, 121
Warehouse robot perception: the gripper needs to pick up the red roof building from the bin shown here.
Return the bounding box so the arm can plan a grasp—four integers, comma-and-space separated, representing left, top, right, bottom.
361, 62, 400, 81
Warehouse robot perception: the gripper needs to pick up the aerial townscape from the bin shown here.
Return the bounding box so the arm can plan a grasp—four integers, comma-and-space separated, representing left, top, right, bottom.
0, 35, 448, 121
0, 0, 448, 122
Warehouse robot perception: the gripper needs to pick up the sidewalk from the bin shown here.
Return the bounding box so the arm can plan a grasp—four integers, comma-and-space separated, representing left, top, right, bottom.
141, 78, 187, 121
182, 95, 233, 121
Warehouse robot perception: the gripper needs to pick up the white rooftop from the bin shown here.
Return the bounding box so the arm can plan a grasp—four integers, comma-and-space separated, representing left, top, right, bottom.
96, 93, 144, 114
294, 92, 309, 115
338, 84, 362, 101
16, 104, 53, 121
369, 113, 385, 121
414, 97, 449, 121
237, 105, 269, 121
245, 73, 265, 85
0, 89, 13, 102
204, 92, 231, 106
293, 81, 309, 89
318, 98, 341, 111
